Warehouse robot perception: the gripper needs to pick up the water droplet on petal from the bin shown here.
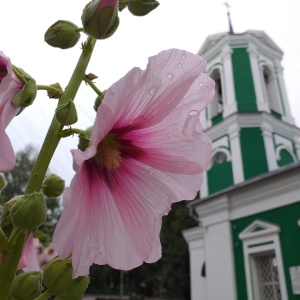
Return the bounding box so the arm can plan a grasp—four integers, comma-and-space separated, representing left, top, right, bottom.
182, 53, 186, 59
148, 169, 155, 176
188, 62, 192, 66
149, 86, 157, 95
178, 63, 182, 68
154, 131, 158, 134
198, 82, 204, 87
166, 73, 174, 79
189, 110, 200, 116
164, 135, 169, 139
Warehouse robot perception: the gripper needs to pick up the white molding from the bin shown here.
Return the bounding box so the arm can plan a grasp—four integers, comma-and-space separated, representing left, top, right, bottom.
239, 220, 288, 300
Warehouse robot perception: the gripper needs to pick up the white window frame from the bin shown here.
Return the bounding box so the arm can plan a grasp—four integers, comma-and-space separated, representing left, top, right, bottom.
239, 220, 288, 300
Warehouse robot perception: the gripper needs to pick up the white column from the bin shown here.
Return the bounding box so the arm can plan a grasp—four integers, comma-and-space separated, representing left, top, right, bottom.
221, 45, 237, 117
197, 197, 237, 300
274, 60, 295, 125
200, 171, 208, 198
293, 134, 300, 160
261, 122, 278, 171
183, 227, 207, 300
247, 43, 269, 112
228, 124, 244, 184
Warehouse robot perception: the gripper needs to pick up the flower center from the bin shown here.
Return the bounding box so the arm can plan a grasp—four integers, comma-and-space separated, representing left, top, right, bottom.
0, 60, 8, 83
95, 135, 121, 170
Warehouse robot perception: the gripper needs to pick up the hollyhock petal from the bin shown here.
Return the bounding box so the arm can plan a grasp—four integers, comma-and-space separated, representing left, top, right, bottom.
53, 49, 214, 277
100, 49, 208, 129
18, 234, 40, 272
0, 52, 23, 172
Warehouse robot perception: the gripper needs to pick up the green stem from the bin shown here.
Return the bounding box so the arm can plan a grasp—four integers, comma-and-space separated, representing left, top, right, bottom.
26, 36, 96, 194
0, 230, 26, 300
0, 36, 97, 300
85, 79, 104, 96
34, 290, 53, 300
37, 85, 61, 93
59, 127, 83, 138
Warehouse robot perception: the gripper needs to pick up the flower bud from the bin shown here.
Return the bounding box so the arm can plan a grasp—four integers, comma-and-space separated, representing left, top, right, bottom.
43, 257, 89, 299
12, 67, 37, 109
82, 0, 120, 39
47, 83, 63, 99
10, 192, 46, 230
10, 271, 42, 300
42, 174, 65, 198
0, 196, 22, 233
93, 91, 105, 111
55, 99, 78, 126
78, 127, 92, 151
0, 175, 5, 190
128, 0, 160, 16
44, 20, 81, 49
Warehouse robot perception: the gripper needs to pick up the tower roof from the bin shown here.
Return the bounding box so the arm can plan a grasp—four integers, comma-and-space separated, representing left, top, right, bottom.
198, 30, 283, 61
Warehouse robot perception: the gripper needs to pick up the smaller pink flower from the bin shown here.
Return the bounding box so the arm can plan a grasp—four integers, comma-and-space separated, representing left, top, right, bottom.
17, 234, 40, 272
98, 0, 118, 9
0, 52, 23, 172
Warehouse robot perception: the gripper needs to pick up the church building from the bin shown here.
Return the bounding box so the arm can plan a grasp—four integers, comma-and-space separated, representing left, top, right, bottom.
183, 25, 300, 300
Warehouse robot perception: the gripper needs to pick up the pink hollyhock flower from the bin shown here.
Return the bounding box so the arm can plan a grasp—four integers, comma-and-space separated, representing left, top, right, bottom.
17, 234, 40, 272
53, 49, 215, 278
0, 52, 23, 172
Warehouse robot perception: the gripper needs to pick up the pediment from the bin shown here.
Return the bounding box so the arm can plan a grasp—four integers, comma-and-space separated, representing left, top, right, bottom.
239, 219, 280, 240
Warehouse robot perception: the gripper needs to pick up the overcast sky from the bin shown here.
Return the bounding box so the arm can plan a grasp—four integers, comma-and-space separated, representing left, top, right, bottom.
2, 0, 300, 184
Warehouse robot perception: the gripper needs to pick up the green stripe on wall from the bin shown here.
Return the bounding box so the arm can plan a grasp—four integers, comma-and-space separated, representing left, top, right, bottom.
240, 128, 268, 179
232, 48, 257, 111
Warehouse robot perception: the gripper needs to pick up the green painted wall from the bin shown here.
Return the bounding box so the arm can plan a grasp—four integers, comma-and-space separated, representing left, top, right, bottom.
232, 48, 257, 111
240, 128, 268, 179
207, 161, 234, 194
277, 149, 295, 167
232, 202, 300, 300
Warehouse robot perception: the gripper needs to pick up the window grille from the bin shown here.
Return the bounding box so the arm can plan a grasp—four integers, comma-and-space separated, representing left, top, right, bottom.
254, 253, 281, 300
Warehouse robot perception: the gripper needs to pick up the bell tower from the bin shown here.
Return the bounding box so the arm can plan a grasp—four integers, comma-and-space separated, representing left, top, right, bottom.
199, 30, 300, 198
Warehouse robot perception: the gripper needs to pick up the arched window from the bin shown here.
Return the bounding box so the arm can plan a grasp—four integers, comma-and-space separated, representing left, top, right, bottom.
262, 65, 282, 116
210, 69, 223, 119
211, 151, 227, 166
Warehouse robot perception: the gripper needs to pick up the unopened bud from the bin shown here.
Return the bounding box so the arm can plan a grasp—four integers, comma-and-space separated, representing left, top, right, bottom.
128, 0, 159, 16
78, 127, 92, 151
82, 0, 120, 39
12, 67, 37, 109
43, 257, 89, 299
10, 271, 42, 300
10, 192, 46, 230
45, 20, 81, 49
94, 91, 105, 111
47, 83, 63, 99
55, 99, 78, 126
0, 196, 22, 233
42, 174, 65, 198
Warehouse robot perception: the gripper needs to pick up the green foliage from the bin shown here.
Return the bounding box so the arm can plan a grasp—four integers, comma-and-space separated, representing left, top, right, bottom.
86, 201, 197, 299
0, 144, 61, 246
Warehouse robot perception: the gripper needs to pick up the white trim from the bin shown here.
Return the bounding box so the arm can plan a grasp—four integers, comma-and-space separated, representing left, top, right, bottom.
239, 220, 288, 300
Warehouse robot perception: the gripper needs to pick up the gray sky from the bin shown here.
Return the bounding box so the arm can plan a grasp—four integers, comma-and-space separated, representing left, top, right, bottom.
2, 0, 300, 184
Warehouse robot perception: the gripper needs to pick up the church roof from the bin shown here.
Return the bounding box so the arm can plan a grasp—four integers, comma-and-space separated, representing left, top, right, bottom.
198, 30, 283, 61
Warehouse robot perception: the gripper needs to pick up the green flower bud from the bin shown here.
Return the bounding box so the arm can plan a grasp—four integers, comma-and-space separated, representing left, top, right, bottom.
0, 196, 22, 233
44, 20, 81, 49
10, 271, 42, 300
58, 276, 90, 300
128, 0, 159, 16
78, 127, 92, 151
55, 99, 78, 126
47, 83, 63, 99
10, 192, 46, 230
0, 175, 5, 190
82, 0, 120, 39
42, 174, 65, 198
12, 67, 37, 109
43, 257, 89, 299
93, 91, 105, 111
